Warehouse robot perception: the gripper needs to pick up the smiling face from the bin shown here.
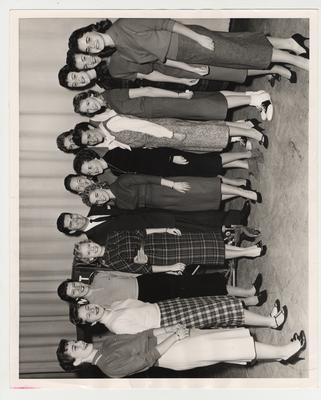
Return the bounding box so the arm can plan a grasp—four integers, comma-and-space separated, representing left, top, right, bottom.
78, 32, 105, 54
65, 340, 94, 363
66, 71, 91, 88
79, 97, 103, 114
64, 135, 79, 151
74, 53, 101, 70
66, 281, 90, 299
81, 126, 104, 146
64, 213, 87, 231
69, 176, 93, 193
89, 188, 110, 205
77, 240, 103, 259
81, 159, 104, 176
78, 304, 105, 324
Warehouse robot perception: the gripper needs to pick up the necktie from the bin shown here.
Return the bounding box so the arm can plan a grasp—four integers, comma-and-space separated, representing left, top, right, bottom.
89, 216, 111, 223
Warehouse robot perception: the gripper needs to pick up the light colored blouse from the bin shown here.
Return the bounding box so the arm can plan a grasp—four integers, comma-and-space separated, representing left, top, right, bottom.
103, 298, 161, 334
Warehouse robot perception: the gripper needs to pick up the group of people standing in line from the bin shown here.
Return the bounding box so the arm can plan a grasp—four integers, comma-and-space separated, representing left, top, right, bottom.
54, 18, 307, 378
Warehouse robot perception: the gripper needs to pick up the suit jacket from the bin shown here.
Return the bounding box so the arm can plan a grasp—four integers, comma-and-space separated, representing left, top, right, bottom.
84, 206, 176, 245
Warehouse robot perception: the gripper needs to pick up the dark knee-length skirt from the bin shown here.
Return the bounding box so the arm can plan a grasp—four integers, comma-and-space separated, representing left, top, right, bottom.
158, 295, 244, 328
168, 25, 273, 70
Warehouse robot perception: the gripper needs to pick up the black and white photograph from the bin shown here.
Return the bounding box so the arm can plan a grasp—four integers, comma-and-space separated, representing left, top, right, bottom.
8, 7, 318, 389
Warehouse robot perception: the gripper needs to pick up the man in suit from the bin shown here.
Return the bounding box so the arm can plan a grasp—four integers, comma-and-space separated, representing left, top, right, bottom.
56, 202, 251, 245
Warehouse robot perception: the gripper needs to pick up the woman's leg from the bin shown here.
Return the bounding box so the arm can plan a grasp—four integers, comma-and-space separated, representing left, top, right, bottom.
220, 176, 247, 187
225, 244, 262, 259
271, 49, 309, 71
220, 151, 251, 165
243, 309, 276, 328
229, 126, 264, 142
267, 36, 307, 54
226, 284, 255, 297
223, 160, 249, 169
255, 340, 302, 361
247, 65, 292, 79
221, 183, 258, 201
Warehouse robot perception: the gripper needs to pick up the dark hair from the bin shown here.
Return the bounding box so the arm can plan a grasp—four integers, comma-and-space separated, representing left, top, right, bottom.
73, 149, 100, 174
73, 122, 93, 147
68, 19, 115, 57
81, 182, 110, 207
57, 279, 74, 302
56, 213, 71, 234
73, 90, 106, 117
70, 303, 87, 325
56, 339, 78, 371
56, 130, 79, 154
64, 173, 97, 194
58, 65, 94, 91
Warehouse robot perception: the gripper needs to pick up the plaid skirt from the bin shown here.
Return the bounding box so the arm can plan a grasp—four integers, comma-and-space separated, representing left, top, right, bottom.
158, 295, 244, 329
145, 231, 225, 266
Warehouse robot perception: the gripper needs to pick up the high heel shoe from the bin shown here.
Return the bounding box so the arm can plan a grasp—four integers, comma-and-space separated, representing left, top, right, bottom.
289, 70, 297, 83
256, 290, 268, 307
291, 33, 309, 59
272, 305, 288, 331
259, 134, 269, 149
280, 330, 306, 365
270, 299, 281, 317
256, 240, 267, 256
268, 73, 281, 87
260, 100, 274, 121
252, 273, 263, 295
240, 179, 252, 190
251, 191, 262, 204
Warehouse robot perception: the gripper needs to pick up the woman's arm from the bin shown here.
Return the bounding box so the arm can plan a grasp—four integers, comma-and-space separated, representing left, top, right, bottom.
152, 262, 186, 274
171, 21, 214, 51
146, 228, 181, 235
165, 59, 209, 76
155, 326, 190, 356
128, 87, 193, 99
136, 70, 199, 86
161, 178, 191, 193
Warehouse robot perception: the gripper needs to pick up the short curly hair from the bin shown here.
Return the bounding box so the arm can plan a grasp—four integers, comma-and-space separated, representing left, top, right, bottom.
56, 130, 79, 154
73, 239, 101, 263
68, 19, 116, 58
64, 173, 97, 194
73, 148, 101, 175
58, 65, 95, 91
72, 122, 93, 147
81, 182, 110, 207
73, 90, 106, 117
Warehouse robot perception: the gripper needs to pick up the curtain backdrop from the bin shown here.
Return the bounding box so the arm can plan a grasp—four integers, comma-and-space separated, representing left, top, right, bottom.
19, 17, 229, 377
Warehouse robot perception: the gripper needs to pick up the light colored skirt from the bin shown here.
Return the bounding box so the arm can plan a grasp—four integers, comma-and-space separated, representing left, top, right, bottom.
157, 328, 256, 371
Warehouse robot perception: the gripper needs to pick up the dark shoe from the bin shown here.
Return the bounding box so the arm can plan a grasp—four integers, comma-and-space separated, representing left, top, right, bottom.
240, 200, 251, 225
256, 240, 267, 256
268, 73, 281, 87
289, 70, 297, 83
240, 179, 252, 190
259, 134, 269, 149
272, 305, 288, 331
292, 33, 309, 58
280, 330, 306, 365
251, 191, 262, 204
256, 290, 268, 307
252, 273, 263, 295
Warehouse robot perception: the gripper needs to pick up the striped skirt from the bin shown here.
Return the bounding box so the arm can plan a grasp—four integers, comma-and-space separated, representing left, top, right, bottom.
158, 295, 244, 329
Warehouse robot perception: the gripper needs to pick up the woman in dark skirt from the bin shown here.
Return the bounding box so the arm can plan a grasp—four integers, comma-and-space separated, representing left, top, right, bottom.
80, 174, 262, 212
73, 148, 256, 182
68, 18, 309, 72
61, 52, 296, 91
73, 87, 274, 123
